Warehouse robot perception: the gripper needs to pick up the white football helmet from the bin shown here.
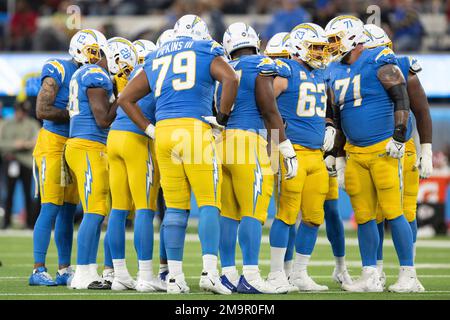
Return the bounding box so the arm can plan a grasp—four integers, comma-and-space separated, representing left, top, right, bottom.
223, 22, 260, 58
156, 29, 175, 48
133, 39, 157, 64
289, 23, 329, 69
173, 14, 210, 40
264, 32, 291, 59
363, 24, 392, 49
325, 15, 368, 62
69, 29, 109, 65
107, 37, 138, 77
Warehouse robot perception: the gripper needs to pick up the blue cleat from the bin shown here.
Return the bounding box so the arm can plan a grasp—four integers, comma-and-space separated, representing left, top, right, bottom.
29, 266, 57, 286
220, 274, 238, 293
236, 274, 279, 294
55, 267, 74, 286
160, 270, 168, 282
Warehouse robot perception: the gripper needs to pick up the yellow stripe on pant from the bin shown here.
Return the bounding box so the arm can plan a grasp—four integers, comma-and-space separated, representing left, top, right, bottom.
345, 138, 404, 225
64, 138, 110, 216
107, 130, 160, 211
276, 145, 329, 226
33, 128, 79, 205
216, 129, 274, 224
155, 118, 221, 210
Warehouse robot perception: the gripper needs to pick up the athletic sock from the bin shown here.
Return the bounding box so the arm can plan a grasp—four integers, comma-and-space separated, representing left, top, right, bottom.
285, 224, 296, 262
294, 253, 310, 273
88, 216, 104, 264
134, 209, 155, 260
389, 215, 414, 266
168, 260, 183, 277
76, 213, 104, 265
159, 223, 167, 261
295, 221, 319, 256
219, 216, 239, 268
409, 219, 418, 261
269, 218, 290, 272
103, 230, 113, 269
202, 254, 218, 273
198, 205, 220, 256
324, 199, 346, 257
163, 208, 188, 270
112, 259, 130, 278
33, 203, 60, 264
357, 220, 379, 267
138, 260, 153, 281
54, 202, 76, 266
106, 209, 129, 260
377, 221, 384, 261
238, 216, 262, 266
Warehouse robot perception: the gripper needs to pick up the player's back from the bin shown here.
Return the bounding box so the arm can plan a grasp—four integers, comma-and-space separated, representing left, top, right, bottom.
276, 58, 326, 149
111, 65, 156, 135
144, 38, 224, 122
40, 58, 79, 137
68, 64, 113, 144
328, 46, 398, 147
216, 55, 277, 132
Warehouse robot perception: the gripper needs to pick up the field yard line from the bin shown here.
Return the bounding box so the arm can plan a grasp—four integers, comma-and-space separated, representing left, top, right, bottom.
1, 230, 450, 249
1, 291, 450, 296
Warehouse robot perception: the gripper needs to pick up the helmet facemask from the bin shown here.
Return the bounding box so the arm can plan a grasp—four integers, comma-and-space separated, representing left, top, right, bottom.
80, 43, 102, 64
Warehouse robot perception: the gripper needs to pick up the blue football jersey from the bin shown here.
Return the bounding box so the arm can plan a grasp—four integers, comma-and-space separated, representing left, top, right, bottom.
276, 58, 327, 149
328, 47, 399, 147
40, 59, 79, 137
215, 55, 278, 132
111, 65, 156, 135
68, 64, 113, 144
143, 39, 224, 122
398, 55, 421, 141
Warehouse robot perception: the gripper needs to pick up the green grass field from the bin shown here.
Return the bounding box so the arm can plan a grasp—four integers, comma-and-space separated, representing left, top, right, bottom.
1, 228, 450, 300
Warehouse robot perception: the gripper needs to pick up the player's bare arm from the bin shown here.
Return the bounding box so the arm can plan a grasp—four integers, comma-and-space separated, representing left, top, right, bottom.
255, 75, 287, 142
408, 73, 432, 144
87, 87, 119, 129
117, 69, 152, 131
210, 56, 239, 119
377, 64, 410, 142
36, 77, 69, 122
273, 76, 288, 98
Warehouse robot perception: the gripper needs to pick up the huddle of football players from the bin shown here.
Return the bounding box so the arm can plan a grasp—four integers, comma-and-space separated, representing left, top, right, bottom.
28, 12, 433, 295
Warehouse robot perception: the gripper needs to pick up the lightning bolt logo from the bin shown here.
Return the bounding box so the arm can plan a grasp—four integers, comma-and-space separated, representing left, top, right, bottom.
212, 143, 219, 202
84, 154, 93, 211
253, 150, 263, 214
146, 144, 154, 205
41, 157, 46, 196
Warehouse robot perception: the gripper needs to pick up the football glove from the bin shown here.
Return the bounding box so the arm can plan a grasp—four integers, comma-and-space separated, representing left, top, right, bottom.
325, 155, 337, 177
386, 138, 405, 159
322, 124, 336, 152
202, 116, 224, 130
145, 123, 155, 139
114, 73, 129, 95
279, 139, 298, 180
417, 143, 433, 179
336, 156, 346, 190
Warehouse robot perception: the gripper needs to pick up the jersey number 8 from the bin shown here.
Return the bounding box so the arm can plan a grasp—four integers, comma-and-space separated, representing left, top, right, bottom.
152, 51, 196, 97
68, 78, 79, 117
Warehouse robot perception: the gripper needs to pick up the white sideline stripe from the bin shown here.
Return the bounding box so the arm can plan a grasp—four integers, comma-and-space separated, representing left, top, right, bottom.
0, 291, 450, 296
1, 230, 450, 249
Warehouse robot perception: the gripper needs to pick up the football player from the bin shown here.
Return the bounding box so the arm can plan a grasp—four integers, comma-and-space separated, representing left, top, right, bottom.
29, 30, 89, 286
105, 37, 159, 292
364, 24, 433, 287
325, 15, 423, 292
268, 23, 330, 292
117, 14, 239, 294
215, 23, 297, 294
65, 30, 126, 289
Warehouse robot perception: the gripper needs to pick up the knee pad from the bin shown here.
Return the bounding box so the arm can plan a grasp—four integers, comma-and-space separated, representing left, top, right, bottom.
162, 209, 188, 229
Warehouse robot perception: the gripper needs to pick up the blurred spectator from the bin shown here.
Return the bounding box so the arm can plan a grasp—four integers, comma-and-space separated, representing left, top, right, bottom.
10, 0, 38, 51
196, 0, 226, 41
390, 0, 425, 51
262, 0, 311, 41
0, 101, 40, 229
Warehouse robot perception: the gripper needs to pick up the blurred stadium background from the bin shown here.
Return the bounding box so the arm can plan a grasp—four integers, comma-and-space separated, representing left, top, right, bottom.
0, 0, 449, 238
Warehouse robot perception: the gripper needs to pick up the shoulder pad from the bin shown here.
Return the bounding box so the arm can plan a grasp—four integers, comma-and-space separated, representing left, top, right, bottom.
408, 56, 422, 74
257, 56, 277, 76
274, 59, 291, 78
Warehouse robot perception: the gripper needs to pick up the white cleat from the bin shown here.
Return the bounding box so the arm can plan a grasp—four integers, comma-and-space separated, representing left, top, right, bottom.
69, 269, 96, 290
342, 267, 383, 292
267, 271, 298, 293
290, 271, 328, 292
167, 273, 190, 294
102, 269, 115, 286
135, 279, 157, 292
199, 270, 232, 295
332, 268, 353, 287
111, 276, 137, 291
151, 272, 168, 292
388, 267, 425, 293
379, 271, 387, 289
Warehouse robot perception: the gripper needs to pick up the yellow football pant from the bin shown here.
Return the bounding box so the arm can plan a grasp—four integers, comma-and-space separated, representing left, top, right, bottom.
155, 118, 221, 210
64, 138, 110, 216
326, 176, 339, 201
216, 129, 274, 224
376, 139, 419, 223
33, 128, 79, 205
345, 138, 404, 225
107, 130, 160, 211
276, 145, 329, 226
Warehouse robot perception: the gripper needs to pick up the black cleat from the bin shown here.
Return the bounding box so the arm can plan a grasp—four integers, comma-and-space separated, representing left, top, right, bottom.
87, 280, 111, 290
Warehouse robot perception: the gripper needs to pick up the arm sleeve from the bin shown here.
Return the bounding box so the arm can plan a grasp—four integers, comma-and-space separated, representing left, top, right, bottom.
40, 60, 64, 87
